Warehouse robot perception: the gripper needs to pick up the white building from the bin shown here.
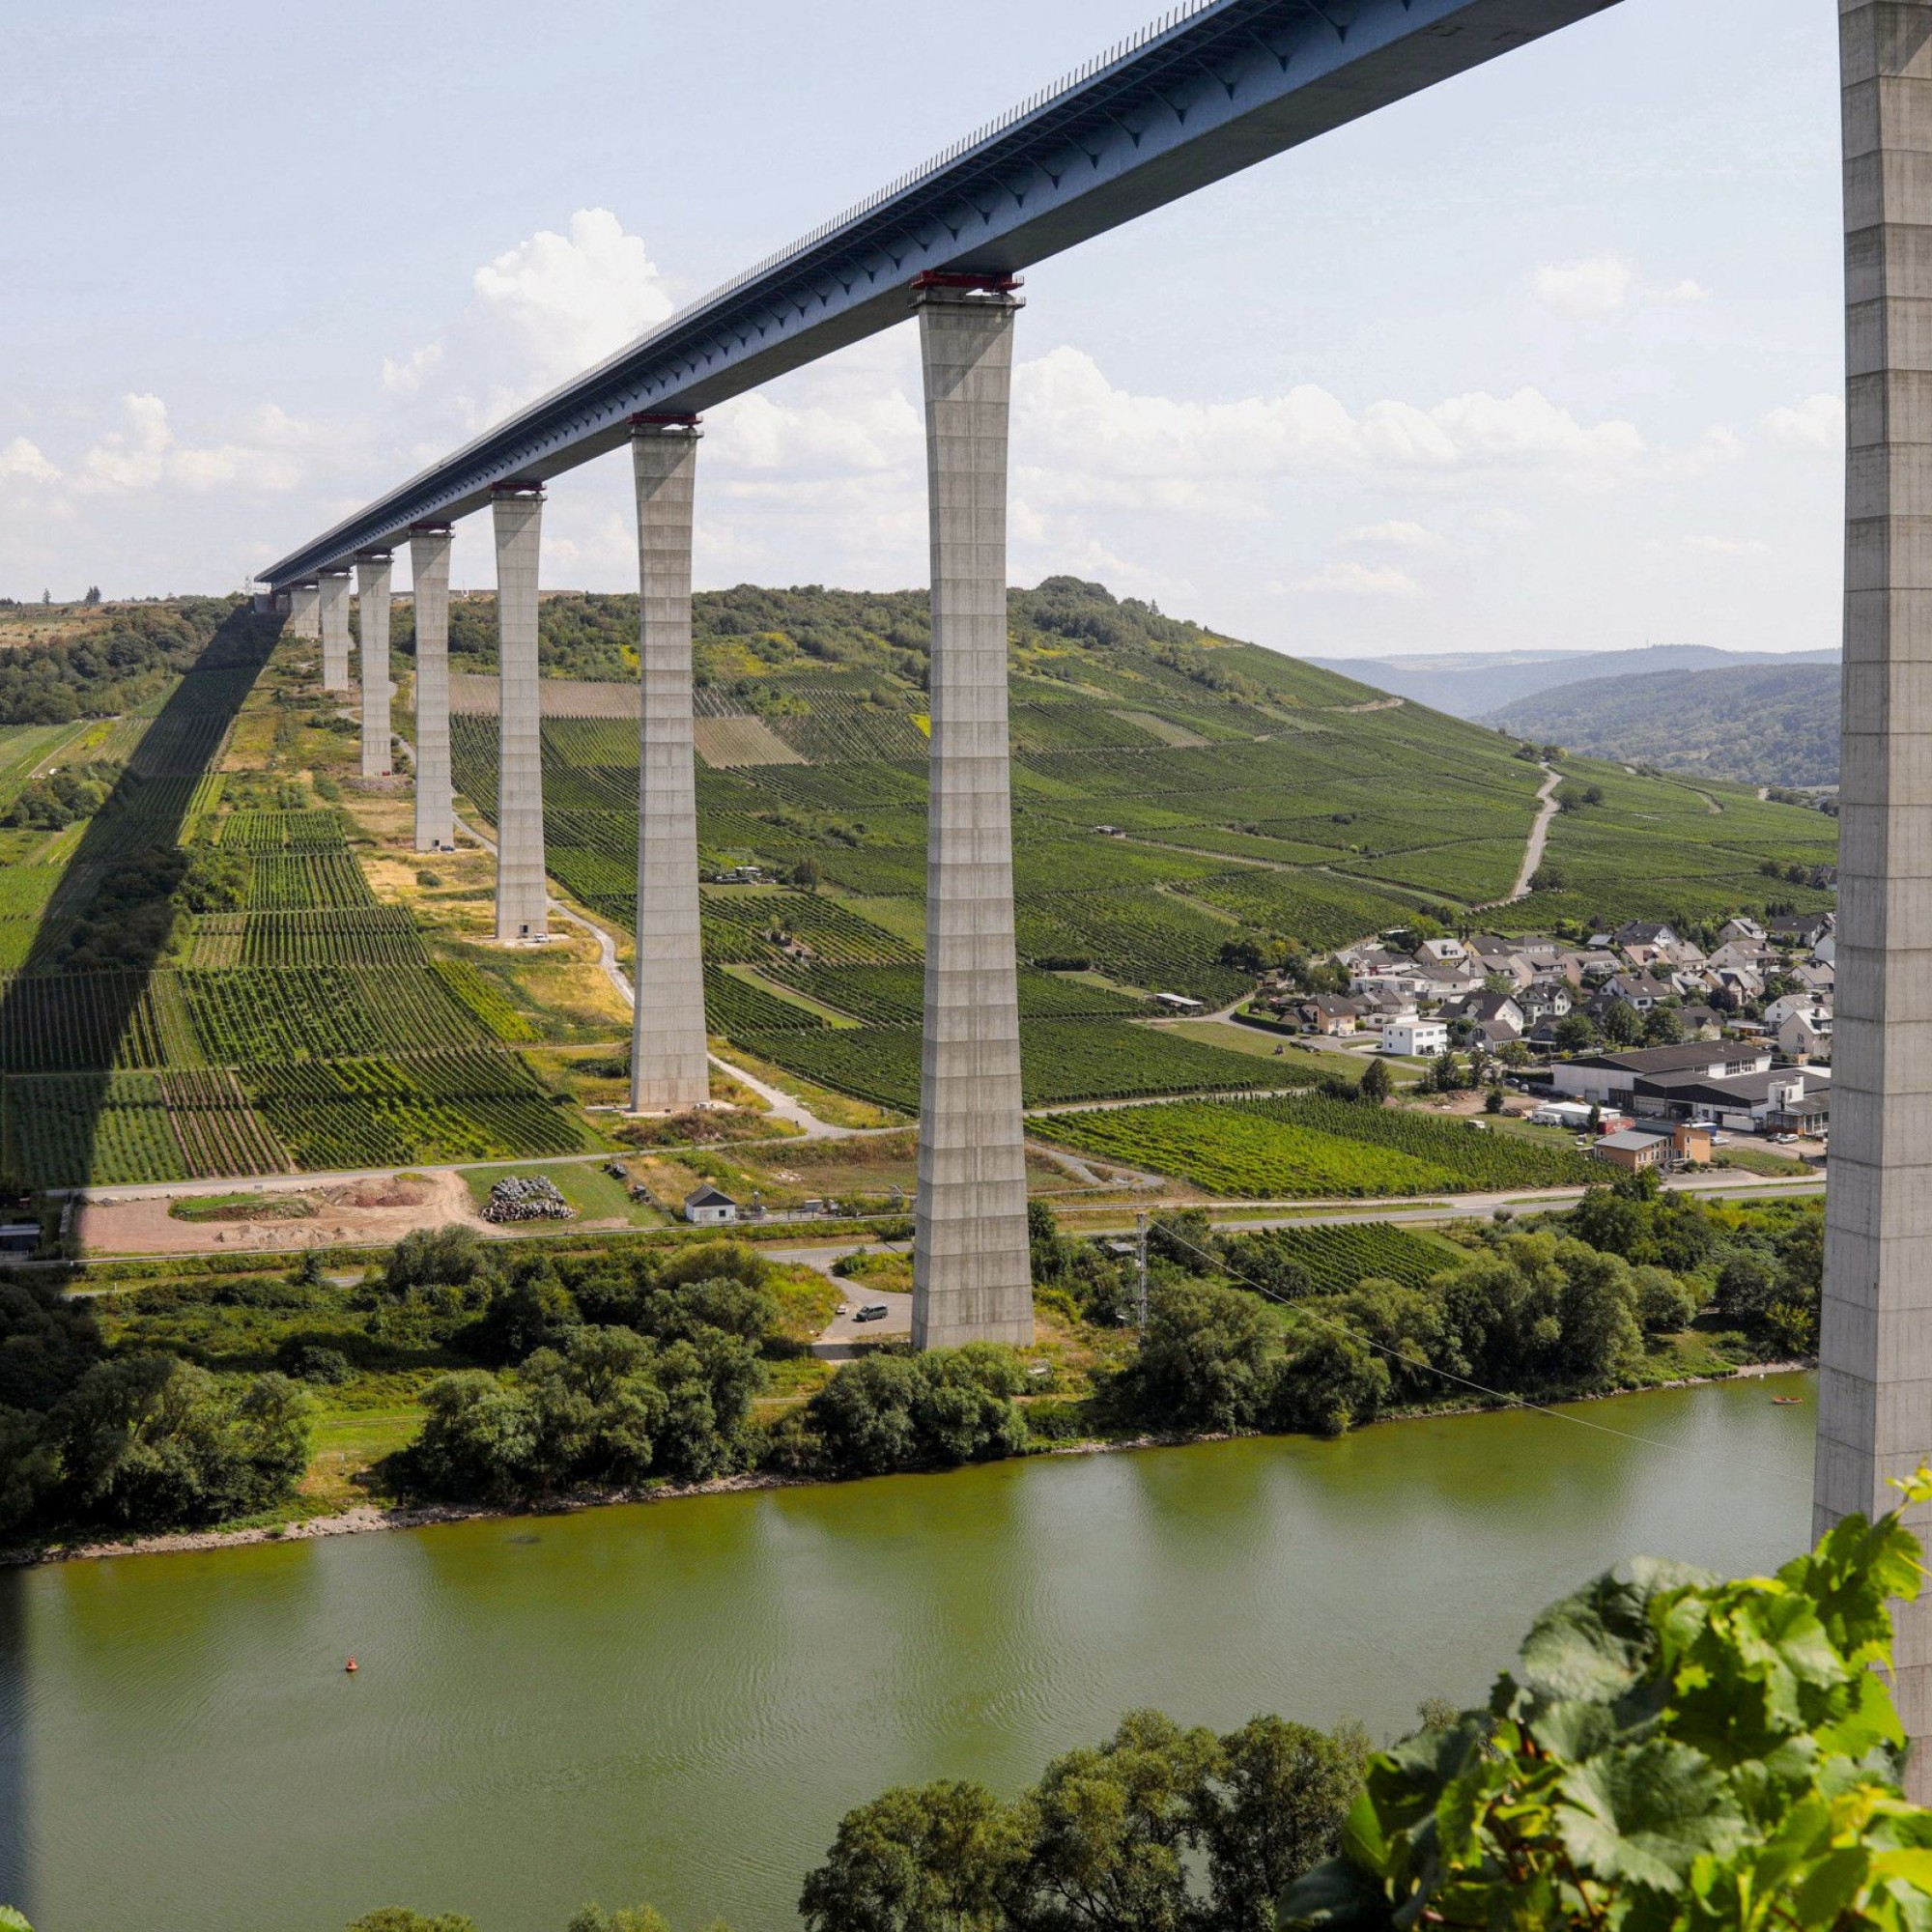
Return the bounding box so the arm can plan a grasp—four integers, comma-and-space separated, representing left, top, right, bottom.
1383, 1019, 1448, 1057
683, 1183, 740, 1226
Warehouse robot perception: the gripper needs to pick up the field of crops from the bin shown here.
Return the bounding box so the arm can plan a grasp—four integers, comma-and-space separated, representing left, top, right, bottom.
180, 967, 493, 1064
699, 891, 919, 966
4, 1071, 187, 1188
703, 965, 832, 1037
217, 810, 346, 851
1221, 1221, 1465, 1296
0, 971, 201, 1073
1033, 1094, 1600, 1200
732, 1017, 1313, 1112
246, 1050, 595, 1170
248, 851, 376, 910
239, 907, 428, 968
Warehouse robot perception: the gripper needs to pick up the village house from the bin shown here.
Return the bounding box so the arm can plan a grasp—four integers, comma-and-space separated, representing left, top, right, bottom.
1777, 1007, 1833, 1063
1293, 995, 1360, 1037
1383, 1017, 1449, 1057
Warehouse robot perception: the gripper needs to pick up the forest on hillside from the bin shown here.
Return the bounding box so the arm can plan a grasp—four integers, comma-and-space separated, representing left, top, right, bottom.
1486, 660, 1838, 788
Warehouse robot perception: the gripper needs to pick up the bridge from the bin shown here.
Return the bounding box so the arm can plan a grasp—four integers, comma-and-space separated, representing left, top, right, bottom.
256, 0, 1932, 1783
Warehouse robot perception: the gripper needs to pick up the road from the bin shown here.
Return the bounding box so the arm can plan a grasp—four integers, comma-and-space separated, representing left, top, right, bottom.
446, 799, 853, 1139
1484, 763, 1563, 909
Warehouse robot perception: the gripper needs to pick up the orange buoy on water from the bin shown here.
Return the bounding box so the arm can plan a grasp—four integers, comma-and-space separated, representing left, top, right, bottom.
345, 1657, 359, 1673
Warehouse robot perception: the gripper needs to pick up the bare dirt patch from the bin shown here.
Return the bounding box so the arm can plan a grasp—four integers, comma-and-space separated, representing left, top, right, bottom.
79, 1170, 487, 1258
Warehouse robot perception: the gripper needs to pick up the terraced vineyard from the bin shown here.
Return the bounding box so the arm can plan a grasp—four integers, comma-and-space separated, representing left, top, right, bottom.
1033, 1094, 1600, 1199
733, 1018, 1315, 1113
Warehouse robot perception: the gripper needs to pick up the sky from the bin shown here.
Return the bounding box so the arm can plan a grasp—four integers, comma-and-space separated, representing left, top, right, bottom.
0, 0, 1845, 661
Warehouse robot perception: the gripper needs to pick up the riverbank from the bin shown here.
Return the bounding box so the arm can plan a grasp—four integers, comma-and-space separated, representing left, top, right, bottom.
10, 1358, 1810, 1570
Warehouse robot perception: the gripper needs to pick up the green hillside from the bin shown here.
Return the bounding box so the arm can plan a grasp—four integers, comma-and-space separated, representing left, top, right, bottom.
1486, 659, 1840, 788
438, 579, 1838, 1009
0, 582, 1839, 1188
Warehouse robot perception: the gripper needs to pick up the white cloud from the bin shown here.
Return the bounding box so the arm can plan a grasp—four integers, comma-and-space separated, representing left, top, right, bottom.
1762, 392, 1844, 452
382, 341, 443, 395
1009, 348, 1643, 512
1534, 253, 1635, 319
72, 393, 322, 496
0, 438, 58, 484
1291, 561, 1426, 598
1682, 534, 1771, 555
1340, 520, 1450, 553
471, 208, 676, 392
1654, 278, 1714, 304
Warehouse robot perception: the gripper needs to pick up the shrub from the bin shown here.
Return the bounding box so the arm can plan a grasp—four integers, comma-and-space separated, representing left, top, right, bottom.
804, 1346, 1029, 1475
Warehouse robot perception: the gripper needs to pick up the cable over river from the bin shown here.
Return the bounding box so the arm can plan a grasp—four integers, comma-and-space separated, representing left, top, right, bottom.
5, 1376, 1814, 1932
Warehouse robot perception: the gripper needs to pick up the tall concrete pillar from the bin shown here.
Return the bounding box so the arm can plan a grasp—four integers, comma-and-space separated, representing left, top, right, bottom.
355, 554, 393, 781
410, 526, 455, 853
493, 486, 548, 943
288, 582, 321, 639
1815, 0, 1932, 1801
629, 419, 711, 1112
910, 278, 1033, 1350
318, 570, 352, 692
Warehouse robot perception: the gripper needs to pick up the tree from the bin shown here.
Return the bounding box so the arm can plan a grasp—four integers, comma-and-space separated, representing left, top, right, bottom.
806, 1349, 1028, 1477
1599, 1001, 1642, 1048
50, 1357, 311, 1528
1553, 1013, 1596, 1054
82, 584, 101, 605
1008, 1709, 1220, 1932
791, 856, 820, 890
345, 1914, 478, 1932
800, 1781, 1020, 1932
384, 1224, 486, 1294
1270, 1328, 1390, 1437
1356, 1058, 1391, 1106
1283, 1476, 1932, 1930
1428, 1049, 1461, 1094
1129, 1278, 1278, 1433
1483, 1086, 1504, 1116
1193, 1717, 1370, 1932
566, 1908, 673, 1932
1643, 1004, 1684, 1044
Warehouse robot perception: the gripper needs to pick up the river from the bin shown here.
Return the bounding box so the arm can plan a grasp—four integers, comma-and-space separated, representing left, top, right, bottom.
3, 1375, 1814, 1932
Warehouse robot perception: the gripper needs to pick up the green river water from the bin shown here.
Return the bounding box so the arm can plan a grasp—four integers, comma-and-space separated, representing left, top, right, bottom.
3, 1375, 1814, 1932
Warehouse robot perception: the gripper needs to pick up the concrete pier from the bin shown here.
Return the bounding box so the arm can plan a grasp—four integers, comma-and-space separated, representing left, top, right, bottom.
910, 280, 1033, 1350
629, 421, 710, 1112
318, 570, 352, 692
410, 526, 455, 853
493, 487, 549, 944
288, 582, 321, 640
355, 554, 392, 781
1815, 0, 1932, 1800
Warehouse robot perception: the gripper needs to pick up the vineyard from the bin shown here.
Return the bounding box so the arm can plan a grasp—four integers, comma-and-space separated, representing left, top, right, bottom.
1032, 1094, 1600, 1200
732, 1017, 1312, 1113
246, 1050, 594, 1171
1221, 1221, 1467, 1296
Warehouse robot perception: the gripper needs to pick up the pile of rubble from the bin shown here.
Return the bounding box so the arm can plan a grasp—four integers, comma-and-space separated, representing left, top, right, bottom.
481, 1175, 574, 1224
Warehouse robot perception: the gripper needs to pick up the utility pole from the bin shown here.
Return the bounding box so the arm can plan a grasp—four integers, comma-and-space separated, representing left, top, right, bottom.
1134, 1209, 1149, 1337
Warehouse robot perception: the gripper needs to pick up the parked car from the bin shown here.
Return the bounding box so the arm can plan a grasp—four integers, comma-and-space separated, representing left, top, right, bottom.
854, 1304, 890, 1323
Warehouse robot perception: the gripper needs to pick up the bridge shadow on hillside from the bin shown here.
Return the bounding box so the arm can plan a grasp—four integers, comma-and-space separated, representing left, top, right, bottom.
0, 606, 282, 1209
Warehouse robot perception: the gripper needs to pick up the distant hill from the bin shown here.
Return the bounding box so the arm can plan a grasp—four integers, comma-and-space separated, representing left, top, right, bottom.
1484, 660, 1841, 788
1308, 643, 1836, 720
